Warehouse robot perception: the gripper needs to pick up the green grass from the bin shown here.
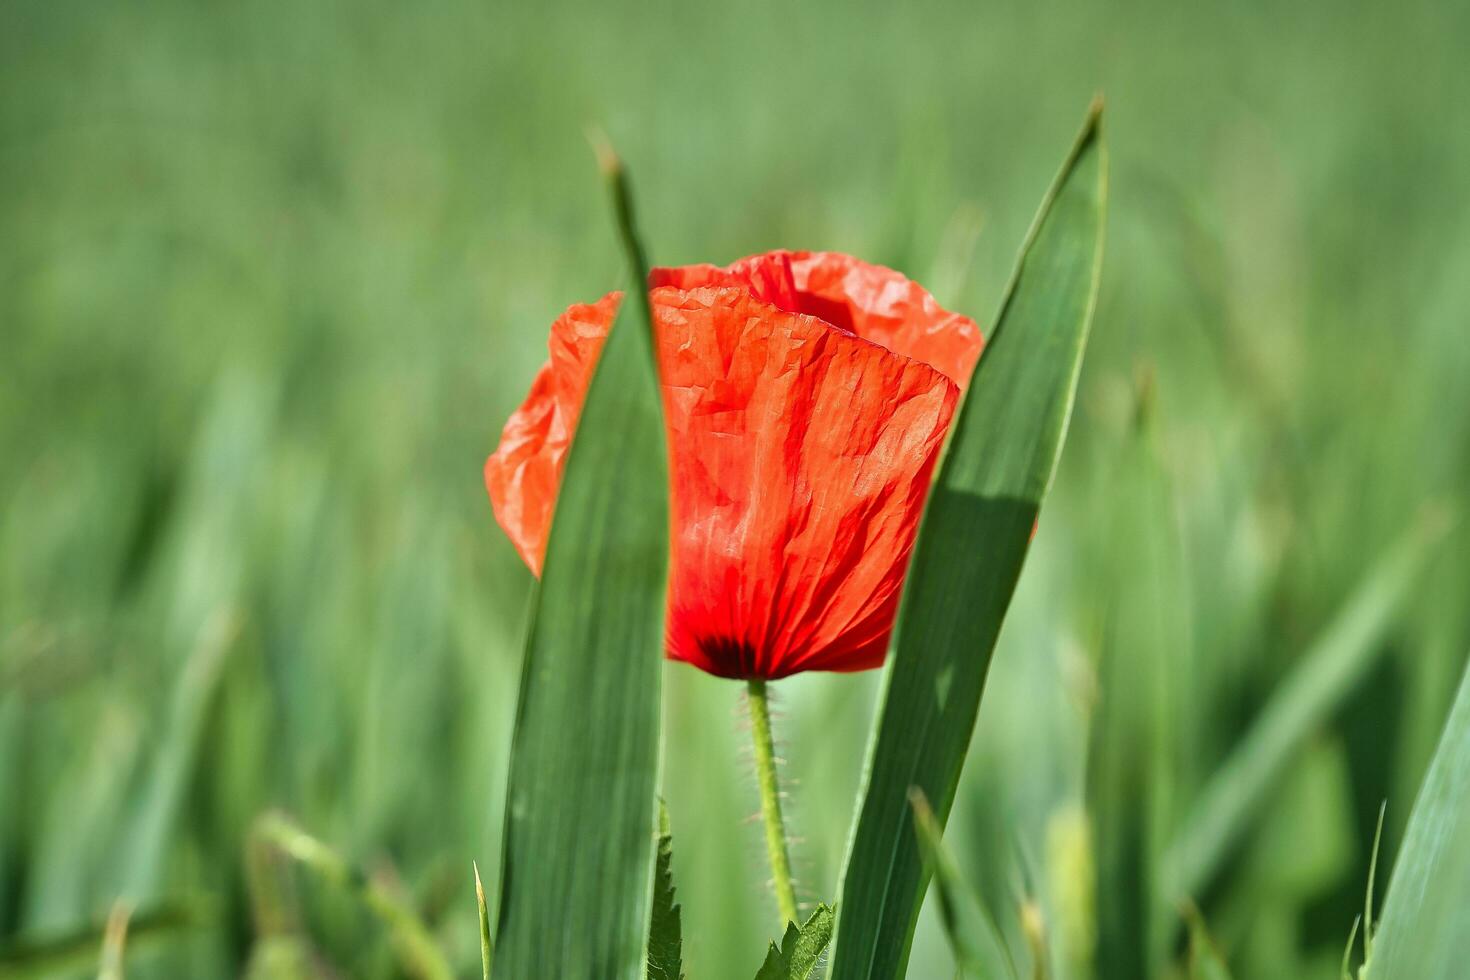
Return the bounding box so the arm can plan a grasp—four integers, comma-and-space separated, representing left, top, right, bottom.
2, 0, 1468, 977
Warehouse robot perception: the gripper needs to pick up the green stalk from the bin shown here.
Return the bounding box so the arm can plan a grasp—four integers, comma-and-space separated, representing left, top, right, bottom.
747, 679, 799, 926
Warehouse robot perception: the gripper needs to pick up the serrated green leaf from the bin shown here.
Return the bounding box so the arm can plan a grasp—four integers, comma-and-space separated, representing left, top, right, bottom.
1363, 654, 1470, 980
647, 801, 683, 980
910, 790, 1017, 980
754, 905, 835, 980
829, 101, 1106, 980
492, 150, 669, 979
1160, 510, 1448, 909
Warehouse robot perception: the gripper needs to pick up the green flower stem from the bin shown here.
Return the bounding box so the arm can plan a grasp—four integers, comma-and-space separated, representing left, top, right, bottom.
747, 678, 799, 926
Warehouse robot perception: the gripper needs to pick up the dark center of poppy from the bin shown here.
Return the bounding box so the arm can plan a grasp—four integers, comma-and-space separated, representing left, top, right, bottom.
697, 635, 762, 679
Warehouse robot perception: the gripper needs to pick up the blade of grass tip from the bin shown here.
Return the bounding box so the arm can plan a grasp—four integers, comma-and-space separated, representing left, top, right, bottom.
1020, 901, 1049, 980
241, 836, 318, 980
492, 134, 669, 979
909, 790, 1018, 980
1181, 901, 1233, 980
1363, 800, 1385, 961
474, 863, 492, 980
1341, 915, 1361, 980
245, 817, 304, 942
1363, 652, 1470, 980
591, 127, 655, 332
829, 99, 1106, 980
96, 902, 131, 980
252, 812, 453, 980
1160, 508, 1450, 911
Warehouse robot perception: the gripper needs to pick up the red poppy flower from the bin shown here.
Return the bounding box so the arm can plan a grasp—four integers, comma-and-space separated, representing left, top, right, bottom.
485, 250, 983, 679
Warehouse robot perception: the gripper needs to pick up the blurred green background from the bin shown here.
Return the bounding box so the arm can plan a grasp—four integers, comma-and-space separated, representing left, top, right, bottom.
3, 0, 1468, 977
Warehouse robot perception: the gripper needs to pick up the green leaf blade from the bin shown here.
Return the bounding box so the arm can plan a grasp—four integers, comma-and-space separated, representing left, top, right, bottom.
493, 156, 669, 980
1364, 654, 1470, 980
829, 102, 1107, 980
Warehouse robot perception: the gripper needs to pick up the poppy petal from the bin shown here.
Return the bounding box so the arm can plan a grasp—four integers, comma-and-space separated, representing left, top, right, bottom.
484, 291, 621, 574
649, 251, 802, 313
787, 250, 984, 385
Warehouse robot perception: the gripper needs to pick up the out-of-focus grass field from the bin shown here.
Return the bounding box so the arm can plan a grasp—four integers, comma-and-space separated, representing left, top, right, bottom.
3, 0, 1469, 977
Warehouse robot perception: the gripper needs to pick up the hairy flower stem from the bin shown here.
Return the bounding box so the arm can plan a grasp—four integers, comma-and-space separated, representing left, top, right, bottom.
746, 678, 799, 926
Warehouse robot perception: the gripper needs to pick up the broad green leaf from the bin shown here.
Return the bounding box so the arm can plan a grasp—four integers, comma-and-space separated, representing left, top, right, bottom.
1160, 510, 1448, 909
647, 801, 684, 980
1363, 654, 1470, 980
493, 149, 669, 979
754, 905, 835, 980
829, 101, 1107, 980
909, 790, 1017, 980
